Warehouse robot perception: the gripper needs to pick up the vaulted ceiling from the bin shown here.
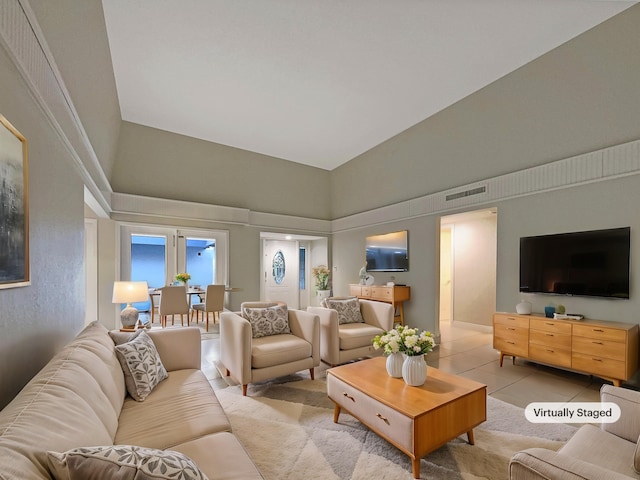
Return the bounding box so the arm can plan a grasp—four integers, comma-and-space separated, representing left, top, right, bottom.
102, 0, 636, 171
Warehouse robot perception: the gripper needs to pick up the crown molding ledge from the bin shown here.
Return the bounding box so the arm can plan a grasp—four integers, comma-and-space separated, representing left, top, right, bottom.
332, 139, 640, 233
111, 192, 331, 234
0, 0, 112, 214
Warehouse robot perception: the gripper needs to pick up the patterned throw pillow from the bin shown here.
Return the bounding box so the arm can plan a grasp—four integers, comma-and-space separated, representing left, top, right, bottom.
242, 304, 290, 338
326, 297, 364, 324
115, 331, 168, 401
47, 445, 208, 480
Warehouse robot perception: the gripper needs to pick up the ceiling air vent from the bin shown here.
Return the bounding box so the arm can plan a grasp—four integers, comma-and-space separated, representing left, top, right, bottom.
445, 186, 486, 201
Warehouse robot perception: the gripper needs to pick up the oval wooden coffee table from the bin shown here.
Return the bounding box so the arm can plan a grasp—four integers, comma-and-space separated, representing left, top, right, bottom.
327, 356, 487, 479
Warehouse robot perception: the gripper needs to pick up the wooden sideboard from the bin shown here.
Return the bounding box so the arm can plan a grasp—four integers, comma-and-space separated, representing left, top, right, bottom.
349, 284, 410, 325
493, 312, 639, 386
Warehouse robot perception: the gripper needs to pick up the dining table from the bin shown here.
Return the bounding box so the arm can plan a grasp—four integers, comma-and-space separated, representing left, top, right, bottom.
147, 286, 242, 324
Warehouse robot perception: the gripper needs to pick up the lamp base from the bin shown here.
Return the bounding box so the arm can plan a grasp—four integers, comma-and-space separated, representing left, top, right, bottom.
120, 304, 139, 329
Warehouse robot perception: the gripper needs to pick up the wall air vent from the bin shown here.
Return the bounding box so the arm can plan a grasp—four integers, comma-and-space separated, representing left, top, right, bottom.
445, 186, 486, 201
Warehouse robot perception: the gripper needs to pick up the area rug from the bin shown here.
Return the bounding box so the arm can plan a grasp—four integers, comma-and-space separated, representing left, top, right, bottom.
216, 375, 577, 480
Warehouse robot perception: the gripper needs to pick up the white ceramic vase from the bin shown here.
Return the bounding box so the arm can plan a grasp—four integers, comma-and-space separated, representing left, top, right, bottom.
516, 299, 532, 315
386, 352, 404, 378
317, 289, 331, 302
402, 354, 427, 386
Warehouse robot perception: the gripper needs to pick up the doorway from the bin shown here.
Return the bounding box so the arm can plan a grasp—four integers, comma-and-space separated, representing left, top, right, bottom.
119, 225, 229, 312
260, 232, 328, 309
439, 208, 497, 330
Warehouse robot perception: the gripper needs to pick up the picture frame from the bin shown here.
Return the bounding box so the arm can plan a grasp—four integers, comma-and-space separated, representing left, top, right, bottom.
0, 114, 29, 289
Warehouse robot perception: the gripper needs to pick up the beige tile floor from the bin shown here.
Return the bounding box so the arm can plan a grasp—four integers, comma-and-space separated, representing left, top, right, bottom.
197, 317, 614, 407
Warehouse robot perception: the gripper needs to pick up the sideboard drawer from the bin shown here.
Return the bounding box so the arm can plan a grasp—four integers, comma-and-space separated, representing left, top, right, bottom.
572, 336, 626, 362
529, 344, 571, 368
327, 375, 413, 451
371, 287, 393, 301
529, 329, 571, 350
494, 323, 528, 357
572, 352, 626, 380
573, 324, 626, 343
530, 318, 572, 335
494, 314, 529, 329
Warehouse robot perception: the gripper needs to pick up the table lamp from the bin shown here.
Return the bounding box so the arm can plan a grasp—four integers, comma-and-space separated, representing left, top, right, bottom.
112, 281, 149, 329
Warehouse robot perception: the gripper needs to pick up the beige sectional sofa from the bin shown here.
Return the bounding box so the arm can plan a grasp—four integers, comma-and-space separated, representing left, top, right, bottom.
510, 384, 640, 479
0, 321, 262, 480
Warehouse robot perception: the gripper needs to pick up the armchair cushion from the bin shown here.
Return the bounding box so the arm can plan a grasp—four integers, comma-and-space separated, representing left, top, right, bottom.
242, 304, 291, 338
251, 334, 312, 369
339, 323, 386, 350
114, 331, 168, 402
325, 297, 364, 324
599, 384, 640, 473
558, 424, 637, 478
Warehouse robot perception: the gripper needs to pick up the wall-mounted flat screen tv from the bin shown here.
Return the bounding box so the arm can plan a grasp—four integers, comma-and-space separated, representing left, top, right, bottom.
519, 227, 630, 299
366, 230, 409, 272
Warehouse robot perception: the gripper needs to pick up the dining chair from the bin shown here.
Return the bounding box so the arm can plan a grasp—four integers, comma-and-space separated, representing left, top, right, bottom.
191, 284, 225, 332
148, 290, 160, 325
158, 285, 190, 328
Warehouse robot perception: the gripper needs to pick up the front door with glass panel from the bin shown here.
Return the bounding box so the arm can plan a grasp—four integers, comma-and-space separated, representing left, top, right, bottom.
263, 239, 299, 308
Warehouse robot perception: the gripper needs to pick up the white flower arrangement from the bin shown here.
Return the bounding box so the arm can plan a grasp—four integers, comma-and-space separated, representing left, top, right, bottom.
373, 325, 436, 357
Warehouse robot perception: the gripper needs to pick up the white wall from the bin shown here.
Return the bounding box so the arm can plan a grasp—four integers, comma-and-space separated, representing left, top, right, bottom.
451, 214, 497, 327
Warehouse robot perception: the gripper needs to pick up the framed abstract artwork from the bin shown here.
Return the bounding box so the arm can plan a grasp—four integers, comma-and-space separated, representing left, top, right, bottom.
0, 114, 29, 289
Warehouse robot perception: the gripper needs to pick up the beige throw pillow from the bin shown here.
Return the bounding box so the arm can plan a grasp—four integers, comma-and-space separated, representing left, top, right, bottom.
114, 331, 168, 401
47, 445, 208, 480
242, 304, 290, 338
326, 297, 364, 324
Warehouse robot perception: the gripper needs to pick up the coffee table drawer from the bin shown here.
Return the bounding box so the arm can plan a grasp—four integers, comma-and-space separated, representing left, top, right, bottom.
328, 375, 413, 451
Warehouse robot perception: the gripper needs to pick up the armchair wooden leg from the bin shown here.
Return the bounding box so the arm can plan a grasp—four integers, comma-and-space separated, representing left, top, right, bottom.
310, 368, 315, 380
242, 384, 248, 396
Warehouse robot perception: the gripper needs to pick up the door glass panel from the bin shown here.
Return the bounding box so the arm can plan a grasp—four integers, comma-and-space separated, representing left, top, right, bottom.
272, 250, 285, 284
185, 238, 216, 287
184, 237, 217, 305
130, 234, 166, 311
299, 247, 306, 290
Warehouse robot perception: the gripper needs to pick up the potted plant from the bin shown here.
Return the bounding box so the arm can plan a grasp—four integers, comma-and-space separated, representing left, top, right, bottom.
175, 272, 191, 286
311, 265, 330, 300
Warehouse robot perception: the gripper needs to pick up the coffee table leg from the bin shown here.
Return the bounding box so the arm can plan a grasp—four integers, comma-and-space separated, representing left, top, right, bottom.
467, 429, 475, 445
333, 404, 341, 423
411, 458, 420, 479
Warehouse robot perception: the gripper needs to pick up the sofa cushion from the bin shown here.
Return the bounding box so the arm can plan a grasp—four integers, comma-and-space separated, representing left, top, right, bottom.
115, 369, 231, 450
115, 331, 168, 401
251, 334, 312, 369
339, 323, 385, 350
325, 297, 364, 324
559, 423, 638, 478
242, 304, 290, 338
171, 433, 264, 480
47, 445, 208, 480
0, 321, 125, 480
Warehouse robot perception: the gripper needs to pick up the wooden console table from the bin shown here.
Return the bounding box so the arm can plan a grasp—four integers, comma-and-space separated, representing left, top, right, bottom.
493, 312, 639, 386
349, 284, 410, 325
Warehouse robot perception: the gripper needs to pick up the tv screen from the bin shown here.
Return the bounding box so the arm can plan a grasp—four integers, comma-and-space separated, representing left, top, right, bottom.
366, 230, 409, 272
519, 227, 630, 299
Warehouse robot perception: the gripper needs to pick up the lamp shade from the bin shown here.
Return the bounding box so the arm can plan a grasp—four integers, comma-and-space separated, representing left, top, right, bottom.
112, 281, 149, 304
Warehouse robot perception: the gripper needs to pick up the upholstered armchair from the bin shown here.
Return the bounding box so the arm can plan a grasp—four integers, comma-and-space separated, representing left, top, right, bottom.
510, 384, 640, 479
220, 302, 320, 396
307, 298, 394, 367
